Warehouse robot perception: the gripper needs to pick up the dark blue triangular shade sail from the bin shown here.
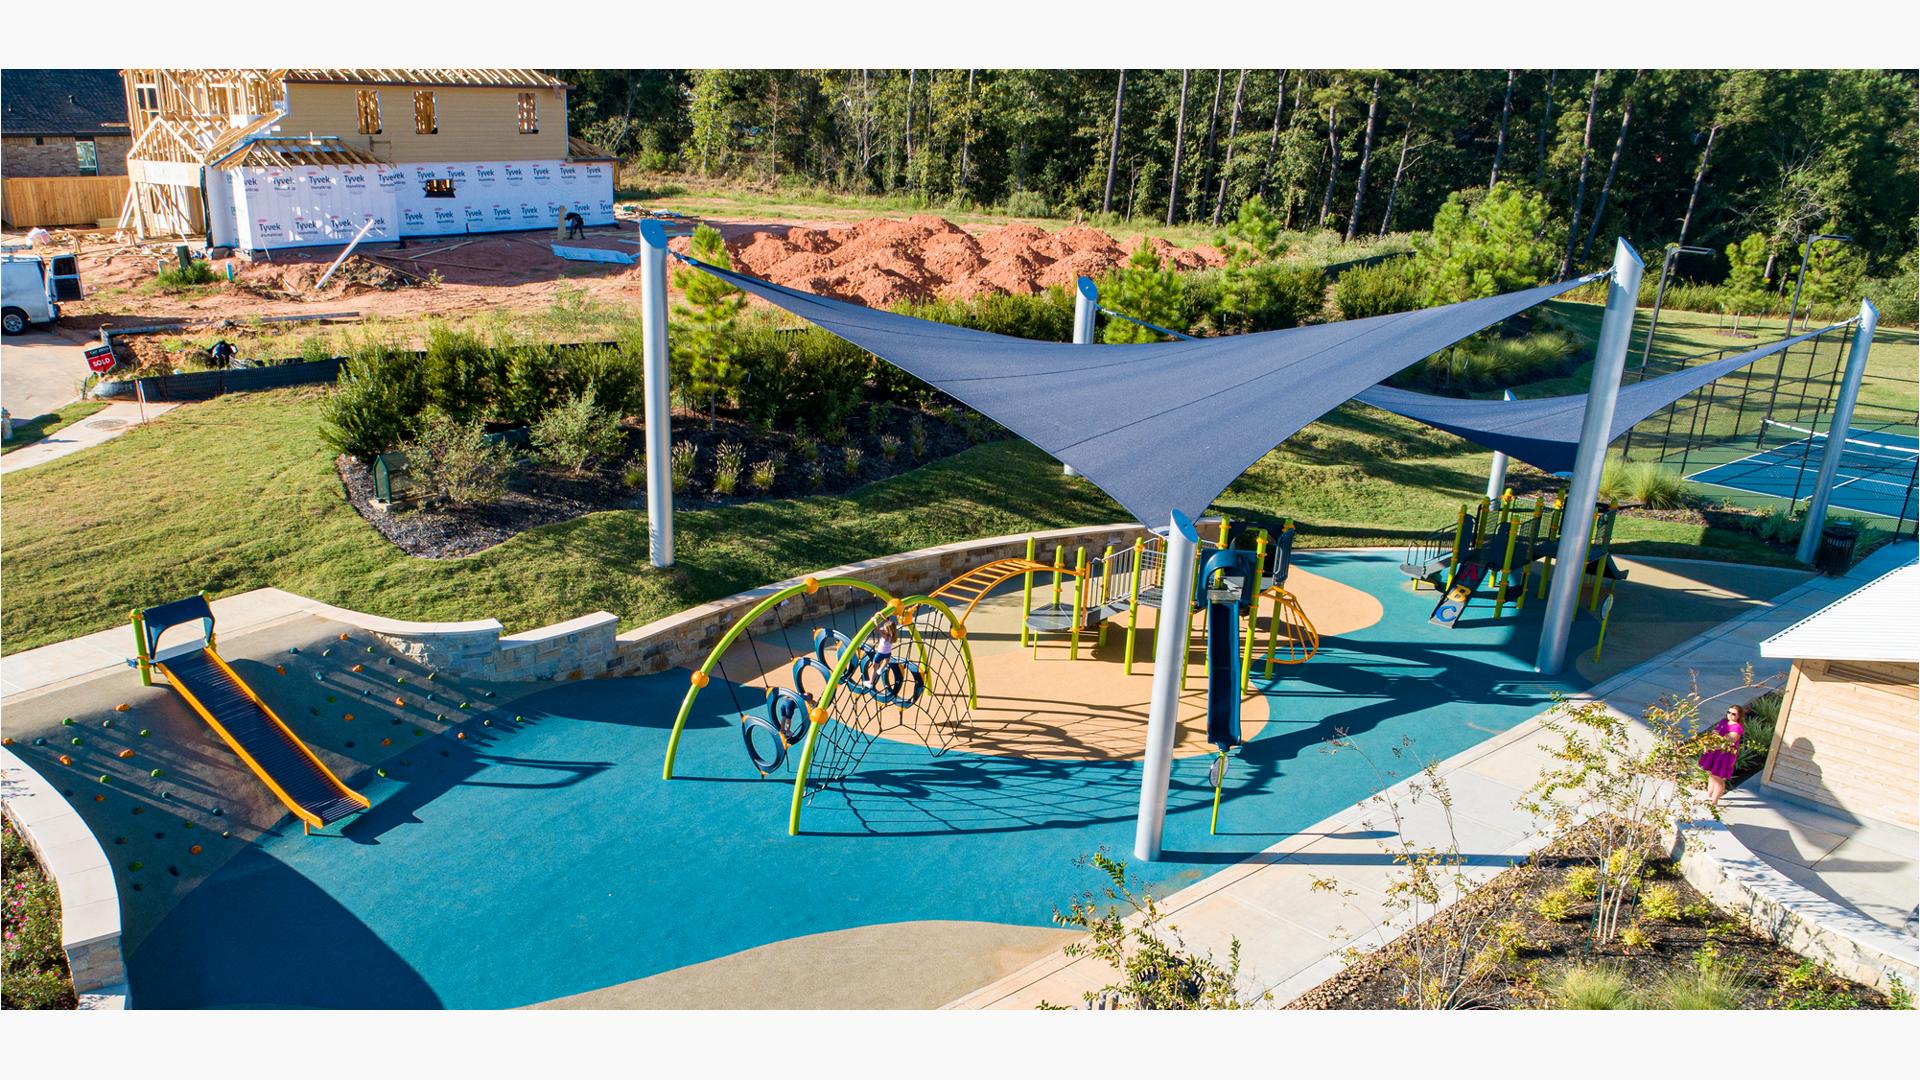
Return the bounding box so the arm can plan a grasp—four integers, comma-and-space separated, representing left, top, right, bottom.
678, 255, 1601, 526
1354, 324, 1842, 474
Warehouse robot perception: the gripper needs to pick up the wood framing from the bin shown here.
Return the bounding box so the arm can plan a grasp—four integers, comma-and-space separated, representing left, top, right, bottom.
1763, 658, 1920, 829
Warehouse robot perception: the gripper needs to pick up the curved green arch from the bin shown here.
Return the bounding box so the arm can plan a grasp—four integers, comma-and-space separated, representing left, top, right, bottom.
786, 594, 975, 836
662, 576, 895, 780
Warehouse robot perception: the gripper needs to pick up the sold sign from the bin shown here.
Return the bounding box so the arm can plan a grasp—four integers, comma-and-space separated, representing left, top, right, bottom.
84, 344, 116, 374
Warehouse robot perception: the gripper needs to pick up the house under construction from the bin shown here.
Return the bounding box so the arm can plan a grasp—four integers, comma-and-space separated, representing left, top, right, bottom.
120, 68, 616, 253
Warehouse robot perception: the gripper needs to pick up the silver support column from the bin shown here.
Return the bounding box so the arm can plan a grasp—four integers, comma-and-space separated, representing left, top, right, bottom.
1536, 238, 1644, 675
1795, 299, 1879, 564
639, 219, 674, 568
1064, 276, 1098, 477
1485, 389, 1515, 500
1134, 509, 1201, 862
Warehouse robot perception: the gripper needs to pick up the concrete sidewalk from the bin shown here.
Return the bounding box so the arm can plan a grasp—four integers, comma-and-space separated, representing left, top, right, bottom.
0, 401, 178, 474
948, 543, 1917, 1009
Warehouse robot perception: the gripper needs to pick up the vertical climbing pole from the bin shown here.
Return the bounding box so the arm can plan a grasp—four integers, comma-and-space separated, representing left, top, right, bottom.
1064, 276, 1097, 476
639, 219, 674, 568
1538, 238, 1644, 675
1097, 543, 1116, 647
1136, 511, 1201, 862
130, 609, 153, 686
1124, 536, 1145, 675
1240, 530, 1267, 693
1021, 536, 1037, 647
1070, 547, 1088, 660
1794, 299, 1879, 564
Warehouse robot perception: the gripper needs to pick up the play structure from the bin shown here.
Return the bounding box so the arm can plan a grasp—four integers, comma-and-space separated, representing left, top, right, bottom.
1400, 491, 1626, 652
133, 595, 369, 834
663, 577, 977, 835
664, 518, 1322, 838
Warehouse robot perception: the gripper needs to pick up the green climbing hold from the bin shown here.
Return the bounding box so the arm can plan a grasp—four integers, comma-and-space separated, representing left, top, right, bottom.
459, 701, 470, 710
139, 729, 151, 738
129, 861, 144, 871
397, 675, 406, 684
150, 768, 164, 778
412, 728, 423, 737
367, 645, 375, 653
426, 672, 436, 682
376, 768, 388, 778
482, 718, 492, 727
326, 694, 337, 703
101, 718, 113, 728
62, 717, 74, 726
515, 715, 525, 723
98, 774, 110, 784
71, 737, 83, 746
183, 821, 195, 830
221, 830, 231, 839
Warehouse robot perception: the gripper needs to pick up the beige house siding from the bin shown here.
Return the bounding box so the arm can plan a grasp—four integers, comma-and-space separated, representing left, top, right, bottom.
283, 84, 568, 164
1763, 658, 1920, 829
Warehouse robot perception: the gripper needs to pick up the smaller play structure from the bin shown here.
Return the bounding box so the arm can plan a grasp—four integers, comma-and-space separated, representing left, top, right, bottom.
664, 577, 976, 835
1401, 491, 1626, 650
133, 595, 369, 834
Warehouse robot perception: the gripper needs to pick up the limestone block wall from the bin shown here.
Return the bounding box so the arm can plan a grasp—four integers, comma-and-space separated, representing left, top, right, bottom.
0, 746, 128, 1004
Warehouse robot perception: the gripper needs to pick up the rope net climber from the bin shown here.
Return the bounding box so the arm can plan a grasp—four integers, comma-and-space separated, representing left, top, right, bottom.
799, 600, 973, 796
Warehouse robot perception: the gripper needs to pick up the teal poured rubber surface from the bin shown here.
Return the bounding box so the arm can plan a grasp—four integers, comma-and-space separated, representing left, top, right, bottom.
127, 550, 1593, 1008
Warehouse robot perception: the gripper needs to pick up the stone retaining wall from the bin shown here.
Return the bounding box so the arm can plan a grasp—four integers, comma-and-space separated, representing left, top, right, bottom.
324, 521, 1167, 683
0, 746, 128, 1006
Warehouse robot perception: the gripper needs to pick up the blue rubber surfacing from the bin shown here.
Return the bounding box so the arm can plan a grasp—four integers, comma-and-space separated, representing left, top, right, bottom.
127, 550, 1595, 1009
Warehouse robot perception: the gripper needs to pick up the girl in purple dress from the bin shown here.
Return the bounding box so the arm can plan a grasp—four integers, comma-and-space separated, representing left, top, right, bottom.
1698, 704, 1746, 807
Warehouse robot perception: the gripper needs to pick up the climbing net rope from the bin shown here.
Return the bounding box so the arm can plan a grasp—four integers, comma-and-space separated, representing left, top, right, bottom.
799, 601, 972, 796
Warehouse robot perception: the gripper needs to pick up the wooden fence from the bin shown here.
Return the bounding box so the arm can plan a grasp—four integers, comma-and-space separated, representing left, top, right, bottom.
1, 175, 131, 228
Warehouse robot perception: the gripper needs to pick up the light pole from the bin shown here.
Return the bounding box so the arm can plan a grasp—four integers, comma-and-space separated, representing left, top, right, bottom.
1636, 244, 1713, 375
1785, 233, 1851, 336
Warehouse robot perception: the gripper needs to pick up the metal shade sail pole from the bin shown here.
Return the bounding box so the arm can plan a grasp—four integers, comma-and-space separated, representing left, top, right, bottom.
639, 219, 674, 567
1795, 299, 1878, 564
1485, 389, 1515, 499
1536, 238, 1644, 675
1064, 276, 1098, 477
1135, 509, 1201, 862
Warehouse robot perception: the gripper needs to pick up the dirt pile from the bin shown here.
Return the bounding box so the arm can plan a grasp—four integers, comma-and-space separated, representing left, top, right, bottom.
690, 215, 1223, 307
237, 256, 425, 299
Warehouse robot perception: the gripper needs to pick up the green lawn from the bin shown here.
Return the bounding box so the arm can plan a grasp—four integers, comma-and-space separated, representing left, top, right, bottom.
0, 379, 1810, 656
1, 401, 108, 455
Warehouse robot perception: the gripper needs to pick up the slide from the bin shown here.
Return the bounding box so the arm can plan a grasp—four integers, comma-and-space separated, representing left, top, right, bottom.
1204, 599, 1242, 751
1428, 561, 1489, 629
140, 597, 368, 833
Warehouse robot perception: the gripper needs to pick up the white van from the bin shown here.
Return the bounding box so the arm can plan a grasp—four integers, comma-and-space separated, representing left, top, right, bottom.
1, 253, 79, 335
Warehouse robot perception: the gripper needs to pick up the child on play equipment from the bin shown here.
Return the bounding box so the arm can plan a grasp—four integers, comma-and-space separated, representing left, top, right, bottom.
873, 617, 899, 662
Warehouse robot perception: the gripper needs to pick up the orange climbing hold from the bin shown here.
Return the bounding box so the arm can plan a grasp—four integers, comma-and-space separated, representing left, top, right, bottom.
276, 665, 287, 675
58, 754, 73, 766
380, 737, 393, 747
352, 664, 365, 673
456, 732, 467, 740
115, 703, 131, 712
343, 713, 355, 722
394, 697, 406, 707
118, 749, 136, 760
189, 845, 203, 855
339, 633, 351, 641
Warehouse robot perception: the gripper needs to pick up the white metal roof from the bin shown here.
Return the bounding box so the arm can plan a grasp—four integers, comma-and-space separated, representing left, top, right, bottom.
1761, 562, 1920, 663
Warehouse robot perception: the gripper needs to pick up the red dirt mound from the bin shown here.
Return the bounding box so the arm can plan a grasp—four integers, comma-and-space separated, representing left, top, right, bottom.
722, 215, 1222, 307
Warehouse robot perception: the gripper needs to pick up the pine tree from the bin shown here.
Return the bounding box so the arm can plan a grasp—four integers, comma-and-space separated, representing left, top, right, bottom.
1100, 241, 1185, 344
670, 225, 747, 406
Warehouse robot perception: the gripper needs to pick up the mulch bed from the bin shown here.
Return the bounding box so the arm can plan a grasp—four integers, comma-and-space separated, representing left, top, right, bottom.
338, 400, 988, 559
1288, 819, 1897, 1010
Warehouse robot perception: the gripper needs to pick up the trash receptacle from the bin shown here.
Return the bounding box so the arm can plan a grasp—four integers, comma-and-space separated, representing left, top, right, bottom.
1815, 519, 1859, 574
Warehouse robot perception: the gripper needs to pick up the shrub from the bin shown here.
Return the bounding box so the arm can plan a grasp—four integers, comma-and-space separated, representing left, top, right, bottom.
908, 414, 928, 458
747, 453, 782, 492
1640, 883, 1683, 922
1000, 189, 1050, 218
712, 441, 743, 495
1413, 330, 1576, 390
670, 442, 698, 493
531, 387, 627, 474
1536, 888, 1576, 922
1564, 865, 1599, 901
152, 258, 220, 292
733, 328, 868, 432
561, 342, 644, 420
1100, 241, 1187, 344
319, 338, 427, 462
422, 323, 494, 421
399, 411, 512, 506
299, 334, 335, 364
1412, 182, 1559, 304
1334, 257, 1423, 320
1550, 964, 1634, 1010
1213, 264, 1327, 335
1649, 953, 1750, 1009
1748, 503, 1804, 546
1618, 921, 1654, 953
3, 815, 76, 1010
623, 460, 647, 490
843, 446, 863, 478
669, 224, 747, 404
865, 402, 890, 437
1770, 960, 1865, 1009
1045, 853, 1261, 1009
1737, 692, 1782, 778
878, 433, 902, 461
497, 347, 557, 428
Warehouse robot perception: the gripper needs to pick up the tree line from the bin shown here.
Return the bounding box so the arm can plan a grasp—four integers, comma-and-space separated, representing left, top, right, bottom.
557, 69, 1917, 278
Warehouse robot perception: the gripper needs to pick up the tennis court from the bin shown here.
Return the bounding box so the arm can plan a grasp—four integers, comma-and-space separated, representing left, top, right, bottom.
1686, 421, 1920, 521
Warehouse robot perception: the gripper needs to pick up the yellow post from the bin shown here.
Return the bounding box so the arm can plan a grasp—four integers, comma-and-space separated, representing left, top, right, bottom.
1473, 496, 1490, 545
130, 609, 153, 687
1241, 532, 1267, 693
1492, 517, 1521, 618
1070, 547, 1087, 660
1021, 536, 1037, 648
1443, 504, 1469, 592
1592, 592, 1615, 662
1218, 513, 1231, 548
1124, 537, 1144, 675
1097, 543, 1115, 647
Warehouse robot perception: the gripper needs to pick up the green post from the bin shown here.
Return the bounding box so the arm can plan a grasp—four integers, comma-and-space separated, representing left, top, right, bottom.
1592, 593, 1615, 662
1021, 536, 1037, 648
1124, 537, 1144, 675
1209, 752, 1227, 835
1492, 517, 1521, 619
131, 610, 153, 687
1443, 504, 1468, 593
1070, 546, 1087, 660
